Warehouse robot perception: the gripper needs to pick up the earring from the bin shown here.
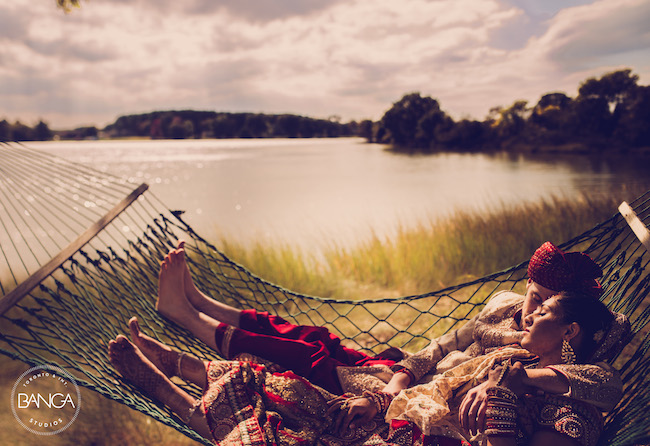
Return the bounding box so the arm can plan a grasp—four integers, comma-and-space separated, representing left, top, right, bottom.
562, 339, 576, 365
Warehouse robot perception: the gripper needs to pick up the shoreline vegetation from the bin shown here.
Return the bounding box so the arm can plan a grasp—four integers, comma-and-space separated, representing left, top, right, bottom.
0, 190, 639, 445
2, 68, 649, 157
216, 192, 629, 299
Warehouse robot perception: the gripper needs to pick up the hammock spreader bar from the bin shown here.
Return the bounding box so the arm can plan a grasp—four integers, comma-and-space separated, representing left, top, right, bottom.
0, 183, 149, 316
619, 201, 650, 253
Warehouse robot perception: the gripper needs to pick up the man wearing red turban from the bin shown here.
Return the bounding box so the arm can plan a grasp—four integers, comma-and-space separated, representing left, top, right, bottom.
528, 241, 603, 299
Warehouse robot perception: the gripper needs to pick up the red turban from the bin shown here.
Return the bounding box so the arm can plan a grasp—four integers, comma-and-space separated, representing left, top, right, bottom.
528, 241, 603, 298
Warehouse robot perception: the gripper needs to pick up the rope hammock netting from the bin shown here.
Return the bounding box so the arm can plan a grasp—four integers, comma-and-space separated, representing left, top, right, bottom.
0, 142, 649, 445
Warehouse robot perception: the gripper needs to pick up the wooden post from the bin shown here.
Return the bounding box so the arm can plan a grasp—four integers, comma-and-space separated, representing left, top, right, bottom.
0, 183, 149, 316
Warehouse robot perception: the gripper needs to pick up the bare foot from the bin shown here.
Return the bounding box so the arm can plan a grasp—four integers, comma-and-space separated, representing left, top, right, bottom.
108, 335, 169, 398
156, 246, 196, 324
129, 317, 178, 378
176, 241, 241, 328
175, 241, 209, 308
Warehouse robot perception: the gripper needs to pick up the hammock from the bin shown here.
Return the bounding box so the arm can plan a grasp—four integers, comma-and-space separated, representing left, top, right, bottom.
0, 142, 648, 446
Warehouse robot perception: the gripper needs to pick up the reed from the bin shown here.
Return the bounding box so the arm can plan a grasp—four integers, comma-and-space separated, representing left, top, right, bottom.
219, 193, 623, 297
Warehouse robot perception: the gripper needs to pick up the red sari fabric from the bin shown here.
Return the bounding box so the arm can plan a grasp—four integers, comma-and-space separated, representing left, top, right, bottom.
214, 310, 397, 394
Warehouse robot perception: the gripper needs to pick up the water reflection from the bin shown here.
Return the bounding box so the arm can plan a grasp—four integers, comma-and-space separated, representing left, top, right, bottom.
26, 138, 650, 250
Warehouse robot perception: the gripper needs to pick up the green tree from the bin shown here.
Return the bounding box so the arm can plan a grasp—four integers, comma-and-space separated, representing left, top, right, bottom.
415, 107, 451, 149
490, 100, 529, 141
168, 117, 187, 139
530, 93, 572, 130
183, 119, 195, 138
438, 119, 486, 151
379, 93, 445, 148
11, 121, 34, 141
614, 85, 650, 147
358, 120, 374, 142
78, 126, 98, 139
210, 115, 238, 138
241, 114, 269, 138
34, 120, 53, 140
578, 69, 639, 111
570, 96, 613, 140
0, 120, 12, 141
298, 118, 317, 138
526, 93, 574, 144
275, 115, 301, 138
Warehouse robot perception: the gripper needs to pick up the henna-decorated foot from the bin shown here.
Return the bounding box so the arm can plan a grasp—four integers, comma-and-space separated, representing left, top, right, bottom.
129, 317, 178, 378
108, 335, 169, 398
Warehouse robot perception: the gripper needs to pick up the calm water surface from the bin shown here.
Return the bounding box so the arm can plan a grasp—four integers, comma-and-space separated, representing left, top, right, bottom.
27, 138, 650, 250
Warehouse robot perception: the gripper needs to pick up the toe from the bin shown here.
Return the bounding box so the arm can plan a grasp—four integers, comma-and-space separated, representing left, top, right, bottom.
129, 317, 140, 337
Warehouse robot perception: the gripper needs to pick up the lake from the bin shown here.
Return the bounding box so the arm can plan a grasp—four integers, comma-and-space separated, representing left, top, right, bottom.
26, 138, 650, 251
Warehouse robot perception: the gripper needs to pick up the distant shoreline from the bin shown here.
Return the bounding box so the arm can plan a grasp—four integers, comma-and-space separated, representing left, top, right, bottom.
23, 136, 650, 159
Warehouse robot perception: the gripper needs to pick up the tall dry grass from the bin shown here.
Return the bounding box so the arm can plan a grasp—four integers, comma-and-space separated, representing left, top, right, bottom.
218, 193, 624, 298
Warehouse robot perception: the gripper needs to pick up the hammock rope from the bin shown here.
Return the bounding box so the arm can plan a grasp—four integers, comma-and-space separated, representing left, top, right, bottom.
0, 142, 649, 445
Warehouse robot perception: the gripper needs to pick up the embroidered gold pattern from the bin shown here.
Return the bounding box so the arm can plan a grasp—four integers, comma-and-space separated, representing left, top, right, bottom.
519, 394, 602, 446
394, 292, 525, 382
473, 299, 524, 352
548, 363, 622, 411
337, 366, 393, 395
201, 359, 473, 446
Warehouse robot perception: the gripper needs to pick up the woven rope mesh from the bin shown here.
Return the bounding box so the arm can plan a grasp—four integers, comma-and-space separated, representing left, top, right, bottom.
0, 142, 649, 445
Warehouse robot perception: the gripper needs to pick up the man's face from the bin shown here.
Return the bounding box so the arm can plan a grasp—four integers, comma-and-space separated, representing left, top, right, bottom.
521, 279, 558, 319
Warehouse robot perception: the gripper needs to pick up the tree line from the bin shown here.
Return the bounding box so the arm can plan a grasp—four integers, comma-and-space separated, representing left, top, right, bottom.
2, 68, 648, 154
368, 69, 649, 153
0, 111, 357, 141
105, 110, 357, 139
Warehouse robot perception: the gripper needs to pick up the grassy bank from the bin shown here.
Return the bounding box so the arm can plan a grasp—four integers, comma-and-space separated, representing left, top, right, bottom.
0, 190, 635, 445
218, 192, 625, 298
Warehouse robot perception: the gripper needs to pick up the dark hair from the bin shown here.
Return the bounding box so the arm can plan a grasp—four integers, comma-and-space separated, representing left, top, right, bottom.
554, 291, 614, 363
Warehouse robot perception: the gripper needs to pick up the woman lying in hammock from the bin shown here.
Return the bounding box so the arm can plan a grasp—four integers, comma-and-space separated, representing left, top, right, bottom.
108, 289, 621, 445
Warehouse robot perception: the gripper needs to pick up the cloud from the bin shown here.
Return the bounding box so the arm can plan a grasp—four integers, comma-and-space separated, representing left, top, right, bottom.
188, 0, 344, 22
0, 5, 29, 40
24, 38, 117, 62
0, 72, 59, 97
0, 0, 648, 128
540, 0, 650, 70
421, 0, 650, 117
101, 0, 343, 22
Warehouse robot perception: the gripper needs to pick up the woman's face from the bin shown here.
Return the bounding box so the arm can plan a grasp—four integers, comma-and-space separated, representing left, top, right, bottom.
520, 296, 571, 360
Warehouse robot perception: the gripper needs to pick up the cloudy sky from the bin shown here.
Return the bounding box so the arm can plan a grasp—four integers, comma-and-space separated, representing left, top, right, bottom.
1, 0, 649, 129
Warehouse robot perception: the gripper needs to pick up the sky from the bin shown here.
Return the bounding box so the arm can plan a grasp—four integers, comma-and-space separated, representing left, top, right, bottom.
0, 0, 649, 129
